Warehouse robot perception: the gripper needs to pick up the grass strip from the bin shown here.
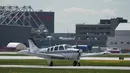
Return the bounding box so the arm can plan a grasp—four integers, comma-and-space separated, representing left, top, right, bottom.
0, 59, 130, 66
0, 68, 130, 73
92, 54, 130, 57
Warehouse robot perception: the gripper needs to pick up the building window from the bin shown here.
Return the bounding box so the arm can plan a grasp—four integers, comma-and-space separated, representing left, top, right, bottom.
97, 38, 100, 40
94, 37, 98, 40
121, 42, 123, 44
106, 32, 110, 35
102, 32, 106, 35
127, 42, 130, 44
87, 38, 90, 40
99, 33, 102, 35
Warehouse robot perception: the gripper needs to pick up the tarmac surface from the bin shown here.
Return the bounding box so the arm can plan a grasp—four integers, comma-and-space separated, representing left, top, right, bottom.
0, 52, 130, 70
0, 52, 17, 54
0, 65, 130, 70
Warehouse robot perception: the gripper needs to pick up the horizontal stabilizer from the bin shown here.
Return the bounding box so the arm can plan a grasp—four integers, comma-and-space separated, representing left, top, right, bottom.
81, 52, 107, 57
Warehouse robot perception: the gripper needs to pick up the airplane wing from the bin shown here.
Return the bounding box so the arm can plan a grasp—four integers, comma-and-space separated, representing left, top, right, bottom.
36, 53, 65, 59
81, 52, 107, 57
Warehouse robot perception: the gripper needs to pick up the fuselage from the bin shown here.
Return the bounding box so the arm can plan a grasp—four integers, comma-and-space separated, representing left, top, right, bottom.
39, 50, 79, 60
18, 44, 81, 60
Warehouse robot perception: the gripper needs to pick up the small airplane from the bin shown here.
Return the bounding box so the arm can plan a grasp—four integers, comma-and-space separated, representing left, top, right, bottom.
18, 38, 109, 66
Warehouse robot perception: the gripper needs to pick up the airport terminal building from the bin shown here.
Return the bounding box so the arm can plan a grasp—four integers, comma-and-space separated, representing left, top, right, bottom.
75, 18, 127, 46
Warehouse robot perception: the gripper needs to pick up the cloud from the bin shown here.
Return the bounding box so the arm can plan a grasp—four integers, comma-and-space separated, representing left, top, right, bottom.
64, 7, 96, 14
104, 0, 127, 5
0, 0, 14, 5
101, 9, 116, 16
104, 0, 113, 3
43, 6, 54, 11
63, 7, 117, 16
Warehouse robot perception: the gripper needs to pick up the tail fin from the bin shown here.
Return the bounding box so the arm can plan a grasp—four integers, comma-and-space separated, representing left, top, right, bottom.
28, 38, 38, 52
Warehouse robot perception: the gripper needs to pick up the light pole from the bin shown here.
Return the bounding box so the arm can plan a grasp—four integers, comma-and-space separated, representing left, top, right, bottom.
43, 29, 48, 38
47, 36, 52, 47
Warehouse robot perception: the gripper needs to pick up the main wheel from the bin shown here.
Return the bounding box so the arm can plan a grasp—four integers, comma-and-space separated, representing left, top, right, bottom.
73, 60, 77, 66
49, 61, 53, 66
77, 62, 80, 66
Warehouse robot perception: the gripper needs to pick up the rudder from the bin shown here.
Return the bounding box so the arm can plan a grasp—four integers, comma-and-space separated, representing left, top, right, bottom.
28, 38, 38, 52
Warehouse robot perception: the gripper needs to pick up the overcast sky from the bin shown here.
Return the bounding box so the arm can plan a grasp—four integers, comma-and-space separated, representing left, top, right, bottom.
0, 0, 130, 33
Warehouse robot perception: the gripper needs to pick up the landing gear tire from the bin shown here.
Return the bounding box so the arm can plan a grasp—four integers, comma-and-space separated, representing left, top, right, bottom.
73, 61, 80, 66
77, 62, 80, 66
73, 61, 77, 66
49, 61, 53, 66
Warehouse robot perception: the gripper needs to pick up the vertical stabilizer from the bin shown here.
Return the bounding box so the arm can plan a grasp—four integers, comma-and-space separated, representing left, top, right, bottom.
28, 38, 39, 52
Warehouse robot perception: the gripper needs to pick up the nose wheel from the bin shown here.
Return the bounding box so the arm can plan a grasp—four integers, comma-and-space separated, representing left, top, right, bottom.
48, 61, 53, 66
73, 60, 80, 66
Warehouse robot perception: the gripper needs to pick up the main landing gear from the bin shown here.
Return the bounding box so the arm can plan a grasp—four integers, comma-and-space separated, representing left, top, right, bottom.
73, 60, 80, 66
48, 60, 80, 66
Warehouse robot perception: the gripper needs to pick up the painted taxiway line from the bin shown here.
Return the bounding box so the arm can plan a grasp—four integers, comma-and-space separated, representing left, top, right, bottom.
0, 56, 43, 59
0, 52, 17, 54
0, 65, 130, 70
0, 56, 130, 60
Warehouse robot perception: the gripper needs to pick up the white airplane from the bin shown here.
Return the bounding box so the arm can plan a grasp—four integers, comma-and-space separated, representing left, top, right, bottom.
18, 39, 108, 66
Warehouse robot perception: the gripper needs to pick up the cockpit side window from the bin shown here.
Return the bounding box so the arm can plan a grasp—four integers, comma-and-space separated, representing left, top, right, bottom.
59, 46, 64, 50
50, 47, 53, 51
54, 46, 58, 51
47, 48, 49, 51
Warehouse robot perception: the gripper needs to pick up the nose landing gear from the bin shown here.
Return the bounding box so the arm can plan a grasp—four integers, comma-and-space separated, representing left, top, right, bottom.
48, 61, 53, 66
